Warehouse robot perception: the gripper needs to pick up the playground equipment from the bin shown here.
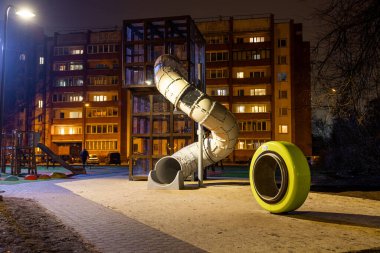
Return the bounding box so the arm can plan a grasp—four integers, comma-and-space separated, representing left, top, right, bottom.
37, 143, 86, 175
148, 54, 239, 189
0, 130, 38, 175
249, 141, 310, 213
148, 54, 310, 213
0, 130, 86, 175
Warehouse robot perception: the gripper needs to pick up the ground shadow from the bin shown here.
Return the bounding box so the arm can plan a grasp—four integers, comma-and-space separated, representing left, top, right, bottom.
182, 180, 250, 190
182, 181, 250, 190
203, 181, 250, 187
287, 211, 380, 229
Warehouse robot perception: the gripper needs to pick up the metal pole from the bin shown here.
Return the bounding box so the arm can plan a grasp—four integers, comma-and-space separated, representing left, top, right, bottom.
197, 123, 203, 187
0, 5, 12, 172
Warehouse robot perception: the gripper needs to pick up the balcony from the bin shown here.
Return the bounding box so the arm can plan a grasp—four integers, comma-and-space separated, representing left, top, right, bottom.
231, 95, 271, 103
232, 77, 271, 85
205, 78, 229, 85
238, 131, 272, 139
232, 41, 272, 50
210, 96, 229, 103
206, 61, 229, 68
206, 44, 229, 51
234, 112, 271, 120
52, 86, 83, 93
51, 134, 82, 143
87, 100, 119, 107
53, 118, 82, 125
232, 59, 271, 67
51, 102, 83, 108
52, 54, 84, 61
53, 70, 85, 76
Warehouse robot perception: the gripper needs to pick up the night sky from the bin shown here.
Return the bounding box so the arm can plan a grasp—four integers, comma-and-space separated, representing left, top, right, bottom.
5, 0, 321, 42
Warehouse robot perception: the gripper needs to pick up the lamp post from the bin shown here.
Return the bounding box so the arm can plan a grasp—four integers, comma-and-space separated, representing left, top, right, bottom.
83, 102, 90, 150
0, 5, 35, 171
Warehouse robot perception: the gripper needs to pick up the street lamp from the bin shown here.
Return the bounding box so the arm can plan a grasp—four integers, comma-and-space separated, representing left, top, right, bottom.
83, 102, 90, 149
0, 5, 35, 171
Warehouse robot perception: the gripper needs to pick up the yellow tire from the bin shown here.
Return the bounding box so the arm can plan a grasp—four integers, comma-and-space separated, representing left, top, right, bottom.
249, 141, 310, 213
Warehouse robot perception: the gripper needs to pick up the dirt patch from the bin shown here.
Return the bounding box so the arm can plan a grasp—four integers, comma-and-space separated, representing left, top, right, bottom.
0, 196, 98, 253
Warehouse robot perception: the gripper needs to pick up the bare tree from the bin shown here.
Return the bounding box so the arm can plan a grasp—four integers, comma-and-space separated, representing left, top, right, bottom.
314, 0, 380, 120
313, 0, 380, 174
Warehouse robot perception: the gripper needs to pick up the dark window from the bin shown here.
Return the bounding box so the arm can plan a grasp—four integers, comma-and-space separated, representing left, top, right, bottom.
278, 39, 287, 48
279, 108, 288, 116
279, 90, 288, 99
278, 56, 287, 64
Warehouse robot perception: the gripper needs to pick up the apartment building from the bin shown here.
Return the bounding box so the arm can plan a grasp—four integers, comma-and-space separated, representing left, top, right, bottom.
34, 30, 125, 160
196, 15, 312, 162
123, 16, 205, 179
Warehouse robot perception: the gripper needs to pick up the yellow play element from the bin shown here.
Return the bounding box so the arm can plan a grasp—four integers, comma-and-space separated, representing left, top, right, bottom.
249, 141, 310, 213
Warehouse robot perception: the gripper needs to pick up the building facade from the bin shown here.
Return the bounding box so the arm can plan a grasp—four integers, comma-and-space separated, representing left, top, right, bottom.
123, 16, 205, 179
33, 30, 125, 161
196, 15, 312, 162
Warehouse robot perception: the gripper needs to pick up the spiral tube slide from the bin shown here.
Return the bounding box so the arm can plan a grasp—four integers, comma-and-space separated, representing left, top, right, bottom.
148, 55, 239, 188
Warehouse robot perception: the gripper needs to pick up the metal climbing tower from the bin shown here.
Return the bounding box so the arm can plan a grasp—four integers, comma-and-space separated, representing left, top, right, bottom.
0, 130, 39, 175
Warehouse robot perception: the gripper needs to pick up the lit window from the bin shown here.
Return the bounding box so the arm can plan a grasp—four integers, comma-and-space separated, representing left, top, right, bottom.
94, 95, 107, 101
279, 125, 288, 134
250, 37, 265, 43
69, 62, 83, 71
69, 95, 83, 102
39, 57, 44, 65
237, 72, 244, 78
71, 49, 83, 55
19, 54, 26, 61
38, 100, 43, 108
69, 112, 82, 118
58, 79, 66, 87
237, 105, 245, 113
59, 128, 65, 135
252, 105, 267, 113
216, 89, 227, 96
238, 141, 245, 149
250, 89, 266, 96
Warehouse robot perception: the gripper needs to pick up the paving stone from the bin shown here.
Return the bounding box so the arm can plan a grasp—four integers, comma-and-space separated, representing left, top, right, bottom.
1, 173, 206, 253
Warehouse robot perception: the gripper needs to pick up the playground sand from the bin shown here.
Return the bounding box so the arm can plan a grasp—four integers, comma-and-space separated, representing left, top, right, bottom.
58, 178, 380, 253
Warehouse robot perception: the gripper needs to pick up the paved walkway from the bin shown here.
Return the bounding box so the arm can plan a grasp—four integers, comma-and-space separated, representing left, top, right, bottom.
0, 173, 205, 253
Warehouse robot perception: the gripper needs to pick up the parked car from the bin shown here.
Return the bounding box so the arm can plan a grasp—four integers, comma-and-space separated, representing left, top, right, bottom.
105, 152, 121, 165
87, 154, 100, 165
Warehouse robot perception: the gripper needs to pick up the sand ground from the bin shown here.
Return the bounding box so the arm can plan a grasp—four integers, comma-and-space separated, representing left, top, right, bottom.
57, 177, 380, 252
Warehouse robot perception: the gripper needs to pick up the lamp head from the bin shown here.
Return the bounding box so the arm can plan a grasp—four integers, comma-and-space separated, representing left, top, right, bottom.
15, 9, 36, 19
